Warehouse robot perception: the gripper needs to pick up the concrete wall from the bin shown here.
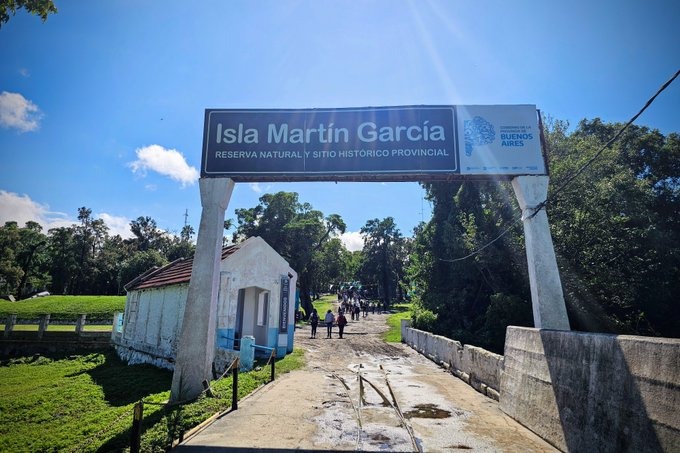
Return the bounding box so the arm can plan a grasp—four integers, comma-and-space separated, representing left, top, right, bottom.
1, 332, 111, 357
501, 326, 680, 453
402, 322, 680, 452
401, 321, 502, 400
114, 283, 188, 369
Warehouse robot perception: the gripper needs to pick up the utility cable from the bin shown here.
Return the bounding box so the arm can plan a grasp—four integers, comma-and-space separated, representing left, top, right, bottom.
527, 67, 680, 220
438, 68, 680, 262
438, 213, 522, 263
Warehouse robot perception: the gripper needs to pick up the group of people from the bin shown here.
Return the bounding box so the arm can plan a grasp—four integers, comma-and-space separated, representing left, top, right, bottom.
338, 287, 382, 320
306, 287, 388, 339
307, 307, 351, 339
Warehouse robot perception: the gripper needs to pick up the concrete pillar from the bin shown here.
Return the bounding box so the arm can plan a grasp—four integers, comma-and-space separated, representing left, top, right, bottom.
75, 314, 87, 335
38, 314, 50, 339
171, 177, 235, 402
401, 319, 411, 343
512, 176, 570, 330
239, 336, 255, 371
4, 314, 16, 338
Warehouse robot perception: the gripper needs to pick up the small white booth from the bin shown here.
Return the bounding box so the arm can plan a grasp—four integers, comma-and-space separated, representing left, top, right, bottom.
112, 236, 298, 371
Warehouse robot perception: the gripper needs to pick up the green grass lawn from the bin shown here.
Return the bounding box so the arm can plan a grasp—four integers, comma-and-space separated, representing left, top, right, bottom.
0, 348, 305, 452
0, 293, 404, 450
312, 294, 336, 317
0, 295, 126, 321
0, 294, 306, 451
383, 302, 413, 343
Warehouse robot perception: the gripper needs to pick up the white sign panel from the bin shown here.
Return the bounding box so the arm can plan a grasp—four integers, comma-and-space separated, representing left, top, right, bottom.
457, 105, 546, 175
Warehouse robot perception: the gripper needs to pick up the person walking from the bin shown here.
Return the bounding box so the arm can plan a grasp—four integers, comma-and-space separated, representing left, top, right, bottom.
324, 309, 335, 339
337, 312, 348, 339
309, 308, 319, 339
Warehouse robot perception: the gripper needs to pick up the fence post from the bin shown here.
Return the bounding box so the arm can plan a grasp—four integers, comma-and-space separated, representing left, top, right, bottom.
232, 358, 239, 411
4, 314, 16, 338
270, 349, 276, 382
130, 400, 144, 453
75, 314, 87, 335
37, 314, 50, 339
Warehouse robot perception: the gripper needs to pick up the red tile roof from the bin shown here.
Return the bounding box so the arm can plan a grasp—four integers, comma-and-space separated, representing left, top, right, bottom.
125, 244, 241, 291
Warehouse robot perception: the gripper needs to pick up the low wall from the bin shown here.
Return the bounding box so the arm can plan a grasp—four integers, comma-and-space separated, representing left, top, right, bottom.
501, 326, 680, 453
402, 322, 680, 452
401, 320, 502, 400
0, 332, 112, 357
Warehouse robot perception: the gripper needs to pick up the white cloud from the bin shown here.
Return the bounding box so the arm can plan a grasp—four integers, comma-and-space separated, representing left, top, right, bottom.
0, 91, 42, 132
249, 182, 271, 193
340, 231, 364, 252
18, 68, 30, 78
128, 144, 199, 187
98, 213, 134, 239
0, 190, 70, 230
0, 191, 136, 239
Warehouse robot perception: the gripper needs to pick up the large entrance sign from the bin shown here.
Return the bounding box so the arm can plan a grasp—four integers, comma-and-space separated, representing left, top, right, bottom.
172, 104, 570, 404
202, 105, 546, 181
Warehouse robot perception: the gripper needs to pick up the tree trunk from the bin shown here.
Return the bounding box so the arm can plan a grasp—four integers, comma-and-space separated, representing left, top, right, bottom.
299, 274, 313, 320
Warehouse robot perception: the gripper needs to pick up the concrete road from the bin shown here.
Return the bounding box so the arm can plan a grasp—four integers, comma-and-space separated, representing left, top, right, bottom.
175, 309, 557, 452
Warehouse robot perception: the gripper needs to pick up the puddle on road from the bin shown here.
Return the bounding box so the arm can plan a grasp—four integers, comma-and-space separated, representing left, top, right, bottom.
403, 403, 451, 419
367, 432, 392, 450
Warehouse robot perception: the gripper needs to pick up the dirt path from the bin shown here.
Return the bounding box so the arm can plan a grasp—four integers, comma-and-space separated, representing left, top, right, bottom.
176, 307, 557, 452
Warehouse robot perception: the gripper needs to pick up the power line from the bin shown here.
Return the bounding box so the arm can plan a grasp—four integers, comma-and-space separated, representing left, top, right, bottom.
438, 215, 522, 263
527, 67, 680, 220
439, 68, 680, 263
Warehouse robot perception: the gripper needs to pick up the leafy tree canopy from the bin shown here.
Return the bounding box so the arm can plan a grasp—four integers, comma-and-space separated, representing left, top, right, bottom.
233, 191, 346, 317
407, 117, 680, 352
1, 208, 194, 298
0, 0, 57, 27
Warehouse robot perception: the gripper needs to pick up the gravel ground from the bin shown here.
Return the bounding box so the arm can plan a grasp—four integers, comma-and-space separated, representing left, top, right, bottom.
176, 306, 558, 452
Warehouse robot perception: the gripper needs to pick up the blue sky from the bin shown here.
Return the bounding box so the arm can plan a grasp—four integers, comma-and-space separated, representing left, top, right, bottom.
1, 0, 679, 250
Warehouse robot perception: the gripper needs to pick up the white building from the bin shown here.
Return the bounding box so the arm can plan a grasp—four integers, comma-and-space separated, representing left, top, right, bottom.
112, 236, 298, 370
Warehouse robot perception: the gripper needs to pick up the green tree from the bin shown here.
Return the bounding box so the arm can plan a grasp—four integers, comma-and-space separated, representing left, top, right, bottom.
15, 220, 49, 296
46, 226, 77, 295
407, 180, 531, 352
360, 217, 406, 307
0, 221, 23, 295
409, 117, 680, 352
233, 192, 345, 317
344, 250, 363, 282
119, 250, 167, 289
546, 118, 680, 336
180, 224, 195, 243
129, 216, 163, 252
71, 207, 108, 294
1, 210, 201, 296
92, 235, 133, 295
312, 237, 353, 296
166, 235, 196, 262
0, 0, 57, 28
